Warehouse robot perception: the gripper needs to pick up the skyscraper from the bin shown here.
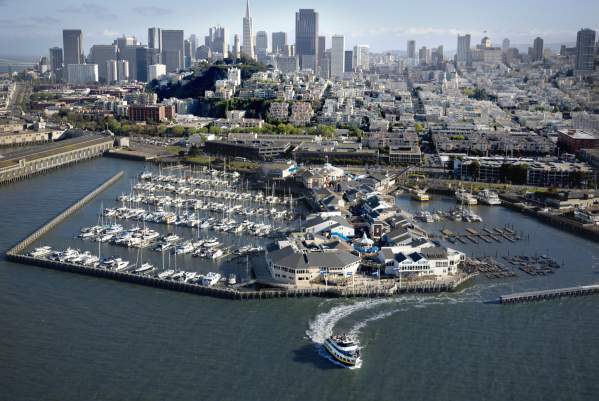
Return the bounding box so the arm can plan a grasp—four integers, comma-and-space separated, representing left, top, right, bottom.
62, 29, 84, 66
457, 34, 471, 64
189, 34, 199, 60
344, 50, 353, 73
242, 0, 254, 59
115, 36, 138, 53
575, 28, 596, 74
256, 31, 268, 53
295, 9, 319, 71
49, 47, 63, 73
233, 34, 241, 59
106, 60, 118, 83
205, 26, 228, 58
502, 38, 510, 52
407, 40, 416, 59
161, 30, 184, 72
148, 28, 161, 51
317, 35, 326, 76
354, 45, 369, 70
272, 32, 287, 54
89, 44, 117, 82
184, 39, 192, 68
330, 35, 345, 78
532, 37, 544, 62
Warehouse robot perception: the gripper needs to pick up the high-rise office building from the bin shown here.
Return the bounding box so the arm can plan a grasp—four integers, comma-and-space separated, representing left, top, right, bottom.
330, 35, 345, 78
49, 47, 63, 73
242, 0, 254, 59
344, 50, 353, 73
272, 32, 287, 54
354, 45, 369, 70
407, 40, 416, 59
115, 36, 138, 53
295, 9, 319, 71
233, 34, 241, 59
117, 60, 129, 81
184, 39, 192, 68
532, 37, 544, 61
457, 34, 471, 64
205, 26, 228, 58
63, 29, 84, 66
502, 38, 510, 52
148, 28, 161, 51
189, 34, 199, 60
89, 44, 117, 82
256, 31, 268, 53
106, 60, 118, 83
161, 30, 184, 72
419, 46, 428, 65
575, 28, 596, 74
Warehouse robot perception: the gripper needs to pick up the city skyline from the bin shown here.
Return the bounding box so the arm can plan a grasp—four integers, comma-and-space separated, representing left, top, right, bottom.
1, 0, 598, 58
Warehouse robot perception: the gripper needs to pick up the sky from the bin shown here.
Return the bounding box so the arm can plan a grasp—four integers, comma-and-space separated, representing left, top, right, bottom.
0, 0, 598, 59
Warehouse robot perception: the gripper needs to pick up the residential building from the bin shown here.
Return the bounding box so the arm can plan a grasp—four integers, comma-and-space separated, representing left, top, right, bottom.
457, 34, 471, 64
532, 37, 544, 61
128, 104, 168, 122
557, 129, 599, 153
148, 64, 167, 82
290, 102, 314, 126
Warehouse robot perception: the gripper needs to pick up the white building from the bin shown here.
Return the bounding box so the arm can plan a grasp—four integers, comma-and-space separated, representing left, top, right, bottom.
67, 64, 98, 84
106, 60, 118, 83
353, 45, 369, 70
228, 67, 241, 86
148, 64, 167, 82
378, 244, 465, 277
117, 60, 129, 82
331, 35, 345, 78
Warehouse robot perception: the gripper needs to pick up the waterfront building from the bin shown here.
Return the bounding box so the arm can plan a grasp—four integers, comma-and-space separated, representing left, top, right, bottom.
295, 9, 319, 71
575, 28, 596, 75
62, 29, 84, 66
242, 0, 254, 59
67, 64, 98, 84
378, 245, 464, 277
161, 30, 185, 72
272, 32, 287, 54
330, 35, 345, 78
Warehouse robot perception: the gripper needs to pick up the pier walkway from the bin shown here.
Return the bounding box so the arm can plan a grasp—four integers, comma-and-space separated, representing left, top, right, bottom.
499, 285, 599, 304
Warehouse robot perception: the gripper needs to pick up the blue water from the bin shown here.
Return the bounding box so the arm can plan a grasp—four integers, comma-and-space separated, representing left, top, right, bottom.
1, 158, 598, 401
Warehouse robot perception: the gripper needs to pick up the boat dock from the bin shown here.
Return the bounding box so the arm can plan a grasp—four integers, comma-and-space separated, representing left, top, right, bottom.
499, 285, 599, 304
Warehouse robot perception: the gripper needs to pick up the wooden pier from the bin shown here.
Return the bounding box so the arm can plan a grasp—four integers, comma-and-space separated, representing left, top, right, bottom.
499, 285, 599, 304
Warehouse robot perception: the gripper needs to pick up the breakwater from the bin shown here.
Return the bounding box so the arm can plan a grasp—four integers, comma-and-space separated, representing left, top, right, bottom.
6, 171, 124, 256
500, 284, 599, 304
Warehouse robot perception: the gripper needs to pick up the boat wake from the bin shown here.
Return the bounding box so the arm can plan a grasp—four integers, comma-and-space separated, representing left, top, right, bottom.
306, 289, 483, 368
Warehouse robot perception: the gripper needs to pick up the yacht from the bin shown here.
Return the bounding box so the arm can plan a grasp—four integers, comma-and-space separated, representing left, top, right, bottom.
158, 269, 175, 279
114, 259, 130, 271
134, 263, 154, 274
455, 189, 478, 205
29, 246, 53, 258
323, 335, 362, 368
415, 211, 434, 223
202, 272, 221, 286
175, 241, 195, 255
476, 190, 501, 205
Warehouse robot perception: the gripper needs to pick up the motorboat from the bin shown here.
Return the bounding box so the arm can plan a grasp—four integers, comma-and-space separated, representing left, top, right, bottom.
202, 272, 221, 286
476, 190, 502, 206
323, 334, 362, 368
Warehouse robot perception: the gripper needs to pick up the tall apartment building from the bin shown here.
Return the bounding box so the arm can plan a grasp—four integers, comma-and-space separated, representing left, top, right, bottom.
67, 64, 98, 84
457, 34, 471, 64
575, 28, 596, 74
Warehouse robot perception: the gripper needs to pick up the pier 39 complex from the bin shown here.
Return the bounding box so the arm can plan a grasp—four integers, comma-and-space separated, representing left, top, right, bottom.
1, 0, 599, 400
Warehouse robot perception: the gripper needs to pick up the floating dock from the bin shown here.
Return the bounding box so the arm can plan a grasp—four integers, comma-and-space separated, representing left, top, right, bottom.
499, 285, 599, 304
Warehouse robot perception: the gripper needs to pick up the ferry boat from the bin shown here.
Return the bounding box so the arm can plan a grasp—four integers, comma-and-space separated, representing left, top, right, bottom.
455, 189, 478, 205
323, 334, 362, 368
411, 189, 430, 202
476, 189, 501, 205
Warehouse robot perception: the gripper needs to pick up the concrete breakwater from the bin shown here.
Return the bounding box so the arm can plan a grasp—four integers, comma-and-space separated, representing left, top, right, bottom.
6, 171, 124, 256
